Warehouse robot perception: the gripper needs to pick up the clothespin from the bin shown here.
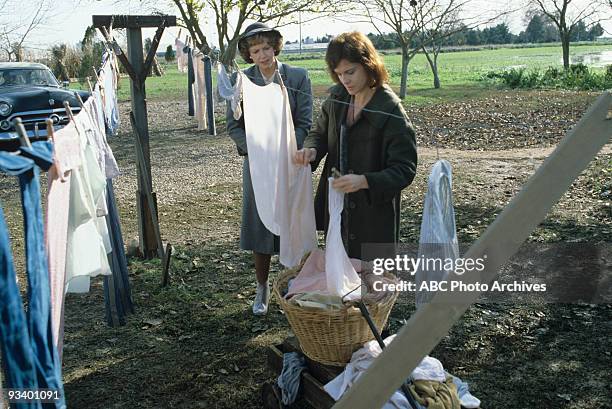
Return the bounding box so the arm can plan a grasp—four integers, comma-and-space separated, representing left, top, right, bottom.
14, 118, 32, 148
86, 76, 94, 94
92, 66, 100, 85
45, 119, 55, 142
178, 28, 182, 39
74, 92, 85, 109
63, 101, 76, 123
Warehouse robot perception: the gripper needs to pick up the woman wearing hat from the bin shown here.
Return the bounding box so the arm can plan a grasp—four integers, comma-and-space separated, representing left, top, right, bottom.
294, 31, 417, 260
227, 22, 313, 315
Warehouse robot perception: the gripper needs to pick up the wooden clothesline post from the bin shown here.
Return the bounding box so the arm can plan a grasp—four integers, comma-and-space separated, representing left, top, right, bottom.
92, 15, 176, 262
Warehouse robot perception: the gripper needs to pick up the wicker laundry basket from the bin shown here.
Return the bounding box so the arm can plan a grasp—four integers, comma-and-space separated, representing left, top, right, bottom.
273, 260, 399, 366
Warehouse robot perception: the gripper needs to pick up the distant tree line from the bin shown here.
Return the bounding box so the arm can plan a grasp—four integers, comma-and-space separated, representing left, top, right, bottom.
367, 14, 605, 50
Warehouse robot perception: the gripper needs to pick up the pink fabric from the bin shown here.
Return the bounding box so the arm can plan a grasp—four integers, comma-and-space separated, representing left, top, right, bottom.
46, 122, 82, 359
286, 249, 362, 297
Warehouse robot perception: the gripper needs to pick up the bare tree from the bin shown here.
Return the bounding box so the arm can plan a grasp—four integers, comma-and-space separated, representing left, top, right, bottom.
169, 0, 339, 66
531, 0, 607, 69
417, 3, 464, 89
0, 0, 52, 61
347, 0, 507, 98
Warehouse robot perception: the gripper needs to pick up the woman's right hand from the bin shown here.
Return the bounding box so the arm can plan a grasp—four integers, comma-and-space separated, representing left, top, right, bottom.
293, 148, 317, 166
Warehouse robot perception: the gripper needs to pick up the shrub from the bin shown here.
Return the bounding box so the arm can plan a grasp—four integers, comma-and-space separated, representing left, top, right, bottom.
482, 64, 612, 91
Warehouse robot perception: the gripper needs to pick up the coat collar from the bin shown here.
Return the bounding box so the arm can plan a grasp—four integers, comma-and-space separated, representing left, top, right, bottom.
328, 83, 400, 129
246, 61, 286, 86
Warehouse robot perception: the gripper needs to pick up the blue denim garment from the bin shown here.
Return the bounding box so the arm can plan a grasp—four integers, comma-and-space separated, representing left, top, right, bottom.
103, 179, 134, 326
0, 203, 40, 409
0, 141, 66, 408
186, 47, 195, 116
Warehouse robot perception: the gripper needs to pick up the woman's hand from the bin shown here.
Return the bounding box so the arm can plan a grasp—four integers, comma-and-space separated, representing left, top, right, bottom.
293, 148, 317, 166
331, 174, 369, 193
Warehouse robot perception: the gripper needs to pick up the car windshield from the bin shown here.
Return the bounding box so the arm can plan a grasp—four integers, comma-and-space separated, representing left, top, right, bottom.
0, 69, 60, 88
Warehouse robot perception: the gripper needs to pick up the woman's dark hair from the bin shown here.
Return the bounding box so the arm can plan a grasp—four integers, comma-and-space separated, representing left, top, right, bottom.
325, 31, 388, 88
238, 32, 284, 64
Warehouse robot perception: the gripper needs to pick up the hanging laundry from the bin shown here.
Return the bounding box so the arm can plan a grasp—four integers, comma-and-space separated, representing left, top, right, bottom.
415, 160, 459, 308
241, 72, 317, 267
0, 141, 66, 408
186, 46, 195, 117
175, 38, 188, 73
192, 52, 208, 131
64, 117, 112, 294
100, 52, 120, 136
217, 63, 242, 120
103, 179, 135, 327
46, 121, 82, 358
325, 177, 362, 299
72, 92, 133, 327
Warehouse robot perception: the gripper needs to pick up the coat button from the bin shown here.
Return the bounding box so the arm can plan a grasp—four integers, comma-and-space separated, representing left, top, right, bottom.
349, 201, 356, 209
349, 233, 356, 240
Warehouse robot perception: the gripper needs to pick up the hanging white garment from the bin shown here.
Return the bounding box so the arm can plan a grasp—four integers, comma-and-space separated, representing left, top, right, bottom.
325, 178, 361, 299
216, 63, 242, 120
415, 160, 459, 308
241, 72, 317, 267
100, 53, 120, 136
175, 38, 188, 72
193, 53, 208, 131
65, 117, 112, 293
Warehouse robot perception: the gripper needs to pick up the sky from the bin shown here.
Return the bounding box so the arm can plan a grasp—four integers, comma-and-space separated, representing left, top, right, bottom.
11, 0, 612, 56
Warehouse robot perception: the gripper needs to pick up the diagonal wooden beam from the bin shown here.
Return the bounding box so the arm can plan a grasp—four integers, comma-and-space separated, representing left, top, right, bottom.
142, 23, 166, 79
333, 91, 612, 409
98, 25, 142, 90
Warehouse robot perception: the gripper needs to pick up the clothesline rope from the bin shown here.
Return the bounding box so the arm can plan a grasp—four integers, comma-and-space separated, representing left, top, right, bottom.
217, 59, 409, 121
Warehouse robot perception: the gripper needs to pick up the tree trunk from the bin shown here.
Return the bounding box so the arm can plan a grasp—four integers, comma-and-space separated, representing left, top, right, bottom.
152, 56, 163, 76
422, 47, 441, 89
220, 37, 240, 67
561, 33, 570, 69
432, 53, 440, 89
399, 47, 410, 99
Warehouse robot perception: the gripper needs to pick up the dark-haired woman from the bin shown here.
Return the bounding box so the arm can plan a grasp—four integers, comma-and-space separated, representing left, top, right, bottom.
227, 23, 313, 315
294, 31, 417, 260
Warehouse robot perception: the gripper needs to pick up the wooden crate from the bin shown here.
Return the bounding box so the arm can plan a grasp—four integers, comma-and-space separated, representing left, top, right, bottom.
262, 337, 345, 409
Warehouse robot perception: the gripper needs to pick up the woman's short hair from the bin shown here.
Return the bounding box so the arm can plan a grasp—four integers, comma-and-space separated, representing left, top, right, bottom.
325, 32, 388, 88
238, 32, 284, 64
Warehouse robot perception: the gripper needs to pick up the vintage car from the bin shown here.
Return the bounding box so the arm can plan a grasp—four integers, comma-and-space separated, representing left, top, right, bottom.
0, 62, 89, 138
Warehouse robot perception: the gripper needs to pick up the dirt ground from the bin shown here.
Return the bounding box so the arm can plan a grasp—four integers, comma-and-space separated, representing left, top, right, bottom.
0, 89, 610, 408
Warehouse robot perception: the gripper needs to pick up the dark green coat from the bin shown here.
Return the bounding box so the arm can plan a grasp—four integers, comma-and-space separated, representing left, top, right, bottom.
303, 83, 417, 260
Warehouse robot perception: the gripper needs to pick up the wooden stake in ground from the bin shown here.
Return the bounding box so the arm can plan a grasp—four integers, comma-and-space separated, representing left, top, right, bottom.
334, 91, 612, 409
130, 112, 171, 284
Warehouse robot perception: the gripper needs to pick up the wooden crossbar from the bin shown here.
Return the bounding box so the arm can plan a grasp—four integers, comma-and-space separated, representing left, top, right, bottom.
334, 91, 612, 408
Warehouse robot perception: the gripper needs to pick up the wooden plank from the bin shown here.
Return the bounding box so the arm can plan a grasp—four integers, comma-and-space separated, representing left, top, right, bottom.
130, 112, 166, 264
142, 24, 166, 79
92, 15, 176, 29
334, 92, 612, 409
267, 345, 336, 409
126, 27, 157, 258
162, 243, 173, 287
283, 337, 343, 383
98, 26, 141, 89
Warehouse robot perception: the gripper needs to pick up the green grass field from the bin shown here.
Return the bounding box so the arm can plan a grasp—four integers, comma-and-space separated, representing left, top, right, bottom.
100, 43, 611, 105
